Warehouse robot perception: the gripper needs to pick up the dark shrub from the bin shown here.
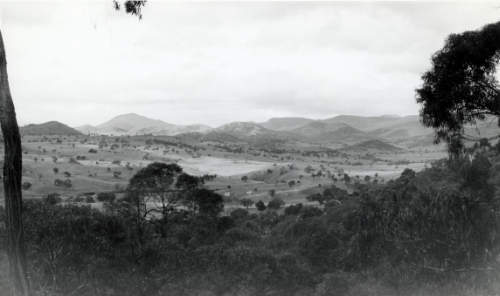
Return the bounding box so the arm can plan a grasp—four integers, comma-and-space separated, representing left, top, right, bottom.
97, 192, 116, 203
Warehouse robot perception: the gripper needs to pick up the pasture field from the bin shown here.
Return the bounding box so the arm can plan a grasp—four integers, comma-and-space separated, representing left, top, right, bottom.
0, 134, 446, 208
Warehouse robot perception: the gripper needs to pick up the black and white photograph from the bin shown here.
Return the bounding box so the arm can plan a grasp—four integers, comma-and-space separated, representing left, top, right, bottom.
0, 1, 499, 295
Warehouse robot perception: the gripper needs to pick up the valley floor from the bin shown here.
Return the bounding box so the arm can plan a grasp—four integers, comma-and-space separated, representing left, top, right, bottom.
0, 134, 446, 210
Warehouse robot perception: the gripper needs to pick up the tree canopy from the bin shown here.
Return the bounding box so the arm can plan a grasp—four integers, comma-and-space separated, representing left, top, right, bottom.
127, 162, 184, 194
113, 0, 147, 19
416, 21, 500, 144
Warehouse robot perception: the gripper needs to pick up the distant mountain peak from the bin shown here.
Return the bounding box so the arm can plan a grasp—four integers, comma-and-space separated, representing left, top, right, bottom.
260, 117, 314, 131
75, 113, 214, 136
102, 113, 165, 124
69, 113, 433, 143
21, 121, 82, 136
114, 112, 138, 117
216, 121, 271, 136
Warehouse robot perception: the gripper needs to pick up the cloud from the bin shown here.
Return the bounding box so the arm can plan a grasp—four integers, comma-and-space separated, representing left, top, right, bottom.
0, 1, 499, 127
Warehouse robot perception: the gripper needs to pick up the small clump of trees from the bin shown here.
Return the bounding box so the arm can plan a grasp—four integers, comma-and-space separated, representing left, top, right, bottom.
96, 192, 116, 203
267, 197, 284, 210
54, 178, 72, 188
240, 198, 254, 209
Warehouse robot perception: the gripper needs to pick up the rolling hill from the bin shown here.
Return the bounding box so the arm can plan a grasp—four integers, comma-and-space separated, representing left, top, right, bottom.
67, 113, 500, 149
257, 115, 435, 145
322, 115, 432, 138
290, 121, 347, 138
201, 131, 244, 143
260, 117, 314, 131
76, 113, 212, 136
21, 121, 83, 136
95, 113, 177, 135
323, 115, 408, 130
211, 122, 299, 149
320, 125, 374, 143
290, 121, 372, 144
340, 139, 403, 152
214, 122, 274, 137
74, 113, 436, 145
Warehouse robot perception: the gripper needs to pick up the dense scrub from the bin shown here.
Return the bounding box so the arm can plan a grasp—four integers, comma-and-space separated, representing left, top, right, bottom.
1, 152, 500, 295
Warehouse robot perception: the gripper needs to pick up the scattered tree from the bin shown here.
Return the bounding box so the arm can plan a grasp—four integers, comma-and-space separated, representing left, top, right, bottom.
267, 197, 285, 210
255, 200, 266, 211
240, 198, 254, 209
97, 192, 116, 203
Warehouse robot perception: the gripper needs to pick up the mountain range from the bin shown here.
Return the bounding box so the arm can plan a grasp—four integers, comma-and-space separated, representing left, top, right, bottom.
207, 114, 434, 147
68, 113, 435, 147
22, 113, 498, 149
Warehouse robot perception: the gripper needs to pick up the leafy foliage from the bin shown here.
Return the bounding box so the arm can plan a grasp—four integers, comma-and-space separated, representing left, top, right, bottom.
352, 160, 498, 276
416, 21, 500, 144
1, 156, 500, 295
267, 197, 285, 210
113, 0, 147, 19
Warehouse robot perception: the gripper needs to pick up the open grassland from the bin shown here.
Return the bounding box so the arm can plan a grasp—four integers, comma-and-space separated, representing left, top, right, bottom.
1, 134, 446, 209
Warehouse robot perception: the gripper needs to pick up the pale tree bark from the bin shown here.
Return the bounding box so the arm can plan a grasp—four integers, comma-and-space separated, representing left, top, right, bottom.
0, 30, 30, 296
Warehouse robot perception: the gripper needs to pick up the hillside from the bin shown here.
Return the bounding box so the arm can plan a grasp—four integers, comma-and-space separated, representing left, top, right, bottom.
260, 117, 314, 131
341, 139, 403, 152
95, 113, 176, 135
21, 121, 83, 136
323, 115, 412, 130
290, 121, 346, 137
256, 115, 435, 145
316, 115, 434, 144
73, 113, 435, 144
319, 125, 373, 144
68, 113, 500, 149
77, 113, 213, 136
201, 131, 244, 143
214, 122, 273, 137
290, 121, 371, 144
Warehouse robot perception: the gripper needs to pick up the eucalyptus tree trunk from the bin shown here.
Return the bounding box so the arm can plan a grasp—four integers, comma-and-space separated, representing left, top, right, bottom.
0, 30, 30, 296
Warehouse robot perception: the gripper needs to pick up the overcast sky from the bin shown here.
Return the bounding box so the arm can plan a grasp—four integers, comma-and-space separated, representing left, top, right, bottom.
0, 1, 498, 127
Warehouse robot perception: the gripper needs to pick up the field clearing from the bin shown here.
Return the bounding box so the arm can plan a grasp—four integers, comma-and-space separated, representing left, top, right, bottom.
179, 157, 274, 176
0, 135, 447, 208
140, 147, 277, 176
343, 162, 427, 178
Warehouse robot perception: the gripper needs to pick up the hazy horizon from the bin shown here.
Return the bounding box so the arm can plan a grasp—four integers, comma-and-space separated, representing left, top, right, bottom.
21, 111, 422, 129
1, 1, 498, 127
